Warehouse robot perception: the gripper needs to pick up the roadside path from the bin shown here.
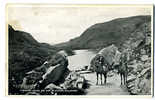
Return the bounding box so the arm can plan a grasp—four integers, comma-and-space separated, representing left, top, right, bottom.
82, 73, 130, 95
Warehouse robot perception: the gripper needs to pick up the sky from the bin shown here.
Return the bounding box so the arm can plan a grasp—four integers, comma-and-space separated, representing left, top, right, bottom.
7, 5, 152, 44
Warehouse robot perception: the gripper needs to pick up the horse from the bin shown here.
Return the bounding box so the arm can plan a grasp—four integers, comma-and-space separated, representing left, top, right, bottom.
114, 51, 129, 85
90, 45, 121, 85
94, 55, 114, 85
114, 62, 127, 85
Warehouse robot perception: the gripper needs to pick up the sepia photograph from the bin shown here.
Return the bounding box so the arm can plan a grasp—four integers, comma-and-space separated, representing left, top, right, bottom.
6, 4, 153, 96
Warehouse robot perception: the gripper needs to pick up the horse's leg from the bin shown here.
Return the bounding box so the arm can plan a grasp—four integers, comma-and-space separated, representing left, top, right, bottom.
104, 73, 107, 84
120, 73, 123, 85
125, 73, 127, 85
123, 73, 126, 85
100, 74, 103, 85
125, 67, 128, 85
96, 73, 98, 85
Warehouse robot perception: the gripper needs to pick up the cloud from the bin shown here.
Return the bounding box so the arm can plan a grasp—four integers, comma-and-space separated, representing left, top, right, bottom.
7, 5, 152, 44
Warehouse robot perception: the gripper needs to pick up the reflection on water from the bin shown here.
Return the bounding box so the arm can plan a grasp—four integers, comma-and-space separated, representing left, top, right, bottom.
68, 50, 97, 70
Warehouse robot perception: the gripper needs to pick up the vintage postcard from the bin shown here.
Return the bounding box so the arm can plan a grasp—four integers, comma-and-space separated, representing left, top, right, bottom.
6, 4, 153, 96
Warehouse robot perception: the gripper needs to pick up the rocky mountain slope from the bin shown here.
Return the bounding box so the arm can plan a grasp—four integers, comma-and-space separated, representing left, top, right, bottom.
9, 25, 58, 86
56, 15, 151, 50
9, 25, 88, 95
123, 21, 152, 95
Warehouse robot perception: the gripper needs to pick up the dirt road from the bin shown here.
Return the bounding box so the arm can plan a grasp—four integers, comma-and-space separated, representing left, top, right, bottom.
82, 72, 130, 95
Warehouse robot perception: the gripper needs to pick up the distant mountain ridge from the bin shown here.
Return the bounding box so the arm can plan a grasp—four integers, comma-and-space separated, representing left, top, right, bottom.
55, 15, 151, 50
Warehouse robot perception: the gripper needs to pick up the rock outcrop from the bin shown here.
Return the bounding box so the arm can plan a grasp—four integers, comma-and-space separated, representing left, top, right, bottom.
17, 51, 87, 95
124, 22, 152, 95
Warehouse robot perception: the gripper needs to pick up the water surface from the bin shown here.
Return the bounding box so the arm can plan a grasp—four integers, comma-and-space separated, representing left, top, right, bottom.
68, 49, 97, 70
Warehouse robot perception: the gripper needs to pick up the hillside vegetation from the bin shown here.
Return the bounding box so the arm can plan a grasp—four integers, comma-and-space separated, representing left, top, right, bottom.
56, 15, 151, 50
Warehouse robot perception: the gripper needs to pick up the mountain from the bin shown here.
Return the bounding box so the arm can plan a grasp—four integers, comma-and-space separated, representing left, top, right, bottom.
8, 25, 58, 85
55, 15, 151, 50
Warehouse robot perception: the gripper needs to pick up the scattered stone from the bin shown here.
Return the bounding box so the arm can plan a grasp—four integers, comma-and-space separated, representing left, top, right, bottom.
107, 71, 114, 77
137, 67, 150, 78
141, 55, 149, 62
127, 74, 136, 83
127, 84, 135, 89
45, 83, 62, 90
61, 71, 85, 89
20, 77, 36, 90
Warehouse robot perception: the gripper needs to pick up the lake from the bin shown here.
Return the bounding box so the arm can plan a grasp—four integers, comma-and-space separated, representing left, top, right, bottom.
68, 49, 97, 70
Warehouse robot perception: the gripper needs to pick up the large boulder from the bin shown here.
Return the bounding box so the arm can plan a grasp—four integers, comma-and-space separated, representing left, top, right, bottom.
90, 44, 121, 71
38, 51, 70, 89
98, 44, 121, 65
